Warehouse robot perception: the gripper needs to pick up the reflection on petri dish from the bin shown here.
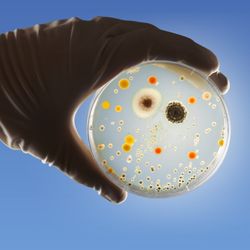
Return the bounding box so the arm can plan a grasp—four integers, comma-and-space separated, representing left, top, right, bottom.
87, 61, 230, 198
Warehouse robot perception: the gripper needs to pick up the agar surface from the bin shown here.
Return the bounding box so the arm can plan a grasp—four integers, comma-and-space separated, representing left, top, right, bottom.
88, 61, 229, 197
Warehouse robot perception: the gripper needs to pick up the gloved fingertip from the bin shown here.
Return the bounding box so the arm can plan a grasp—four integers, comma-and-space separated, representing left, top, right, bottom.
102, 189, 128, 204
209, 71, 230, 95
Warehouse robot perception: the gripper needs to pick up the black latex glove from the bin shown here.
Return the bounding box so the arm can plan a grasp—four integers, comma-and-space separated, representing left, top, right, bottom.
0, 16, 229, 203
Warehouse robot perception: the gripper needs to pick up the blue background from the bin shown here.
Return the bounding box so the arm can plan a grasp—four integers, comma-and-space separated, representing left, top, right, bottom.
0, 1, 249, 249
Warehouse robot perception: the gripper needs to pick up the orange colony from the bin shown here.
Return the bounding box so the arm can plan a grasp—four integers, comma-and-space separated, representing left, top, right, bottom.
148, 76, 158, 85
188, 96, 197, 104
124, 134, 135, 145
188, 151, 197, 160
115, 105, 122, 112
122, 143, 132, 152
101, 100, 110, 109
154, 147, 163, 154
118, 79, 130, 89
218, 139, 224, 147
108, 167, 114, 174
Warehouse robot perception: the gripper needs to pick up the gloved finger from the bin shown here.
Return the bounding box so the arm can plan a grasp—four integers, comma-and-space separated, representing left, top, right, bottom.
209, 71, 230, 95
91, 16, 158, 34
91, 19, 229, 94
0, 126, 7, 145
53, 124, 127, 204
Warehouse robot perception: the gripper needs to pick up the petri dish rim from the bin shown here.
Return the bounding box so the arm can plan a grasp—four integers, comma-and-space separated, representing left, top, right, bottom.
86, 60, 231, 198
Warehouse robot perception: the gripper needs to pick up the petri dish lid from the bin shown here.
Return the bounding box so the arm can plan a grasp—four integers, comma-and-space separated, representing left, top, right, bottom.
87, 60, 230, 198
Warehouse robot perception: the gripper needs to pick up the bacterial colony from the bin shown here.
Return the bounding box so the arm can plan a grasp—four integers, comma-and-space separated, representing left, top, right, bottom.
87, 61, 230, 197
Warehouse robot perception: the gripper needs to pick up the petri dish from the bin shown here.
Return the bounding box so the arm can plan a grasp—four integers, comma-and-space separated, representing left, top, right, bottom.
87, 60, 230, 197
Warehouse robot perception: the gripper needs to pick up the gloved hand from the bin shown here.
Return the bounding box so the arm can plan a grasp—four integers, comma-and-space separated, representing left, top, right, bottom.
0, 16, 229, 203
